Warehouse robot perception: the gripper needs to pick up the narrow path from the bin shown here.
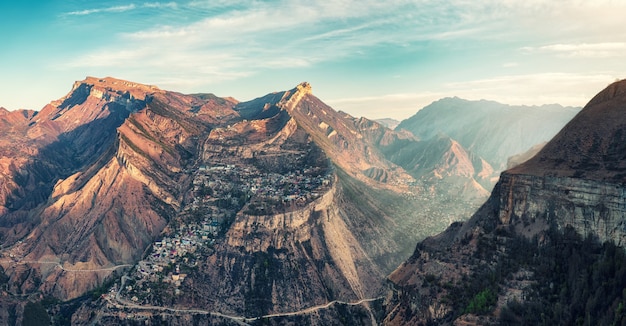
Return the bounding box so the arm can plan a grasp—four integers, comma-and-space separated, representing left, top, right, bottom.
106, 291, 383, 325
257, 297, 383, 319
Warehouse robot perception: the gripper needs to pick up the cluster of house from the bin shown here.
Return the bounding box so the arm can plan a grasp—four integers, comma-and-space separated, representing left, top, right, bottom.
193, 163, 332, 213
133, 218, 219, 282
118, 157, 333, 303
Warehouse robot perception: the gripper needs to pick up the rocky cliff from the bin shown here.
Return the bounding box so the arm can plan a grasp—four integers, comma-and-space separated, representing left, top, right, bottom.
495, 173, 626, 245
502, 78, 626, 245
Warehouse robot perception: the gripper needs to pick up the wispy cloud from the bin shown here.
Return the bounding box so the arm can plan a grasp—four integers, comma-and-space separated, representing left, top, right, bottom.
63, 2, 178, 16
142, 2, 178, 9
65, 4, 137, 16
67, 0, 479, 69
522, 42, 626, 58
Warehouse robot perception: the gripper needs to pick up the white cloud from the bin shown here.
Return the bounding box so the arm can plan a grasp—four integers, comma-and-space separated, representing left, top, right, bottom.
143, 2, 179, 9
65, 4, 137, 16
63, 2, 179, 16
523, 42, 626, 58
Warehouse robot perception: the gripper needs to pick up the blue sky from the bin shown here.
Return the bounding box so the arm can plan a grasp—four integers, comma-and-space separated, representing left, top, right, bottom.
1, 1, 625, 119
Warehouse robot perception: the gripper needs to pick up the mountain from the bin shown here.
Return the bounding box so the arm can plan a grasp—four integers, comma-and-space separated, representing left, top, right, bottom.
384, 79, 626, 325
396, 97, 580, 171
0, 78, 495, 324
0, 77, 240, 300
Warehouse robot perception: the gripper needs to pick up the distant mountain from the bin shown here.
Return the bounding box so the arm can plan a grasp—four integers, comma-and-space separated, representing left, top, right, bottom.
374, 118, 400, 129
384, 80, 626, 325
0, 78, 494, 324
396, 97, 580, 171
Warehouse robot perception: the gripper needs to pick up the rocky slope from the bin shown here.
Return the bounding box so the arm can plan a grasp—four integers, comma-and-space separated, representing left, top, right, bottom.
383, 79, 626, 325
396, 97, 580, 171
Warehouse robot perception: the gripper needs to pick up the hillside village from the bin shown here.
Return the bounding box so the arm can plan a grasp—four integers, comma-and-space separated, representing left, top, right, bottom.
110, 144, 334, 307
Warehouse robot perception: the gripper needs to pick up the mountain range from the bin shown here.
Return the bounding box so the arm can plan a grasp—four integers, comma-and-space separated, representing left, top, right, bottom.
396, 97, 580, 171
0, 76, 596, 325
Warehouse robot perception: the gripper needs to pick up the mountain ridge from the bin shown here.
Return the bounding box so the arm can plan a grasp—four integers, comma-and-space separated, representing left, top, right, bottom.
396, 97, 580, 171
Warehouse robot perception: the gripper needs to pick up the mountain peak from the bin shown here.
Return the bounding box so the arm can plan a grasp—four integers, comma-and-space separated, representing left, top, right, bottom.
509, 78, 626, 181
586, 78, 626, 107
296, 81, 312, 94
70, 76, 162, 101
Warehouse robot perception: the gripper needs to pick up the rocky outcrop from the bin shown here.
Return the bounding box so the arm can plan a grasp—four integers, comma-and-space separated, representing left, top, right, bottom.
181, 181, 384, 318
496, 173, 626, 245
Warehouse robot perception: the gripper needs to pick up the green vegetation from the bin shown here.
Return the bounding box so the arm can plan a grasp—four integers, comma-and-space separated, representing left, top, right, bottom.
464, 288, 496, 315
498, 228, 626, 326
441, 225, 626, 325
22, 301, 50, 326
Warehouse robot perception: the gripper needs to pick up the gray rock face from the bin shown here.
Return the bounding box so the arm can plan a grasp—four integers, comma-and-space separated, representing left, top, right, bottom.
497, 172, 626, 245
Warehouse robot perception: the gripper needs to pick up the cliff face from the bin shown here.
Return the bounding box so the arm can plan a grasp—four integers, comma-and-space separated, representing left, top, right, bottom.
500, 78, 626, 245
179, 183, 384, 317
496, 173, 626, 245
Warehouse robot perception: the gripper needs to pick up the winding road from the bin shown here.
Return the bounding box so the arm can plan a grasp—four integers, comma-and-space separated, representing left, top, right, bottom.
1, 258, 383, 325
106, 282, 383, 326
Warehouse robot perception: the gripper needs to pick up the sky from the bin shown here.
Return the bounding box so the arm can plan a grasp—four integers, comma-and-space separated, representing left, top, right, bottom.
1, 0, 625, 120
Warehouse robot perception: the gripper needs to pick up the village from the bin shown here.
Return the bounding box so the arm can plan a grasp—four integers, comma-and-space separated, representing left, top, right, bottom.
114, 149, 333, 305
